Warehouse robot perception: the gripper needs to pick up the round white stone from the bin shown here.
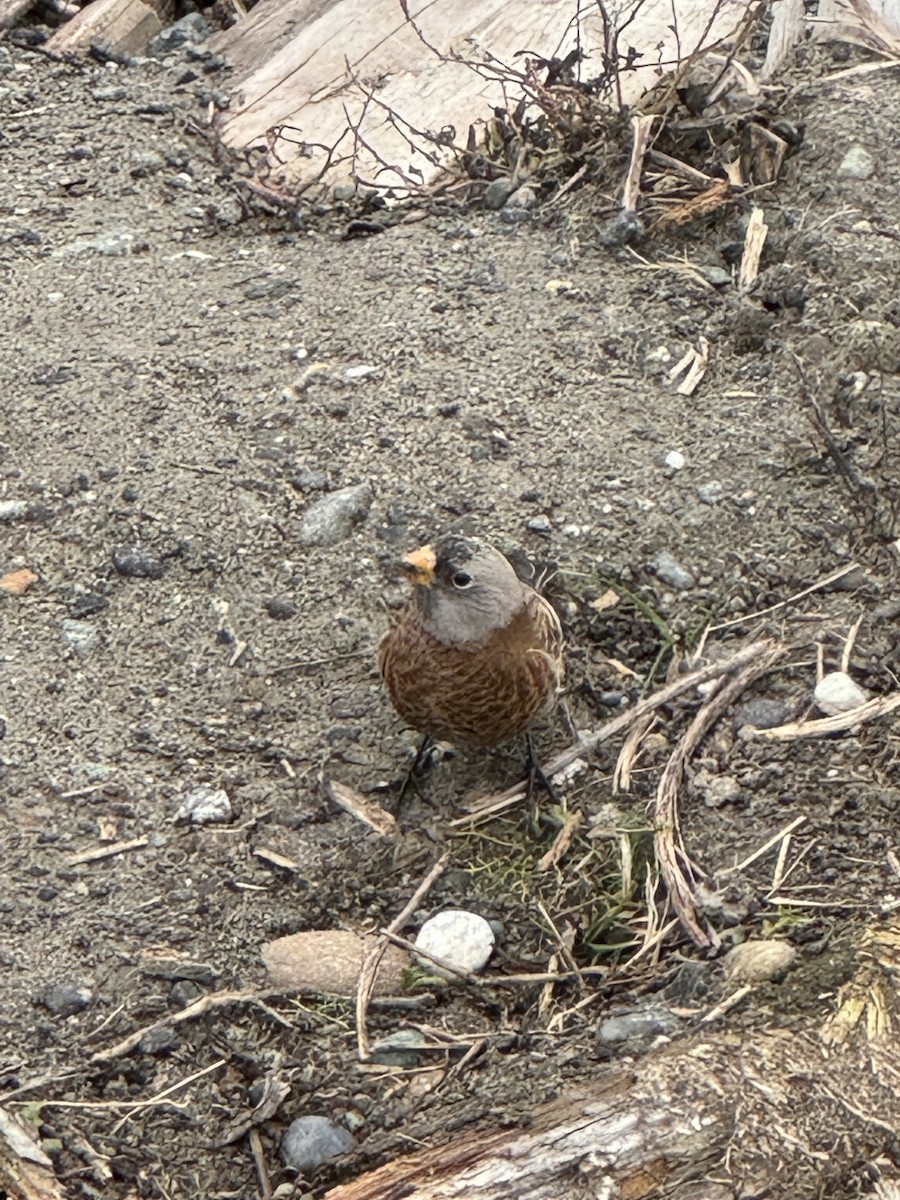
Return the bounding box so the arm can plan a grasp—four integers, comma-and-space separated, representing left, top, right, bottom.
414, 910, 495, 979
814, 671, 867, 716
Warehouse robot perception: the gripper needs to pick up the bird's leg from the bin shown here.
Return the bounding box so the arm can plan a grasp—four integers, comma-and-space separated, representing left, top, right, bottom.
524, 732, 562, 809
396, 734, 438, 802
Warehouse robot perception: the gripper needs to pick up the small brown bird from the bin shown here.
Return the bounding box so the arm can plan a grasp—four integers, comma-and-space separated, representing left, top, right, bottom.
378, 536, 564, 748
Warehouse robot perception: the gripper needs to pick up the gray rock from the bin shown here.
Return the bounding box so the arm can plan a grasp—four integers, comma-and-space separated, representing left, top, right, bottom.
298, 484, 372, 546
333, 183, 358, 202
175, 785, 232, 825
111, 544, 164, 579
290, 467, 329, 493
68, 592, 109, 619
706, 266, 731, 287
91, 86, 128, 102
280, 1116, 355, 1174
598, 1005, 678, 1043
139, 1026, 178, 1055
0, 500, 28, 521
696, 480, 724, 505
130, 150, 165, 177
652, 550, 695, 590
506, 184, 538, 210
370, 1029, 428, 1068
692, 767, 740, 809
145, 12, 212, 58
61, 619, 98, 657
265, 597, 296, 620
483, 178, 516, 210
40, 983, 93, 1017
838, 146, 875, 180
734, 697, 789, 730
597, 211, 644, 247
526, 515, 552, 534
55, 229, 142, 258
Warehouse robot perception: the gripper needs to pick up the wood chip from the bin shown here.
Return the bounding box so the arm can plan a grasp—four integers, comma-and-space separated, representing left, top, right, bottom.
67, 837, 149, 865
326, 779, 397, 835
739, 207, 768, 289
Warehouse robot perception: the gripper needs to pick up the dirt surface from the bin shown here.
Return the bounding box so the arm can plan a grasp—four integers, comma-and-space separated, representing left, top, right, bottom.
1, 23, 899, 1200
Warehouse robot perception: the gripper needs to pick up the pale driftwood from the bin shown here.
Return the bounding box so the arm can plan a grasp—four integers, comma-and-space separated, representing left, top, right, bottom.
46, 0, 170, 54
208, 0, 763, 195
761, 0, 806, 76
0, 0, 37, 30
0, 1106, 64, 1200
323, 921, 900, 1198
739, 206, 768, 290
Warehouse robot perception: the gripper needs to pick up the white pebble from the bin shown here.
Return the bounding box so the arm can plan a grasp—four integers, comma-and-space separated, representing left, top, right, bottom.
814, 671, 867, 716
664, 450, 685, 470
414, 910, 495, 979
175, 785, 232, 825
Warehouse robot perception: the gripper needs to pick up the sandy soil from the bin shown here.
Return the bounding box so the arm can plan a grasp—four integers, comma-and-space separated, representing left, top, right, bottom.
1, 22, 899, 1199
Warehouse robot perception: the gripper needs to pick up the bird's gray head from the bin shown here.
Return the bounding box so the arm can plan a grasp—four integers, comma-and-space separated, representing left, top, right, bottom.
401, 536, 525, 644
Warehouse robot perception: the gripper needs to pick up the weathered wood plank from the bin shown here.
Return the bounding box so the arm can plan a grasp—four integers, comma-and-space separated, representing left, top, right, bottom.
46, 0, 172, 54
209, 0, 761, 194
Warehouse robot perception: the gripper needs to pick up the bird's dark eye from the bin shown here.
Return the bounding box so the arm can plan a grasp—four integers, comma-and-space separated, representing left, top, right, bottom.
452, 571, 473, 589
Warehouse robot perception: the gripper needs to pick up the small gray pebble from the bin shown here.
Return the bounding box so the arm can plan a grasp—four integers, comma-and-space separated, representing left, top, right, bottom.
298, 483, 372, 547
0, 500, 28, 521
68, 592, 109, 619
140, 1026, 178, 1055
598, 1005, 678, 1043
838, 146, 875, 180
111, 544, 164, 579
705, 266, 731, 287
734, 697, 789, 730
506, 184, 538, 210
145, 12, 212, 57
370, 1029, 428, 1068
483, 178, 516, 210
696, 481, 724, 505
175, 784, 232, 825
526, 515, 552, 534
290, 467, 329, 493
130, 150, 165, 177
170, 979, 204, 1008
597, 211, 644, 247
60, 619, 99, 657
265, 597, 296, 620
40, 983, 93, 1017
652, 550, 696, 591
280, 1115, 356, 1174
92, 86, 129, 102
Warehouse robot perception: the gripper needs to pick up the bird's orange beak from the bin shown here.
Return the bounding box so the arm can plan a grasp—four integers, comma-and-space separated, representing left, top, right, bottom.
402, 544, 437, 587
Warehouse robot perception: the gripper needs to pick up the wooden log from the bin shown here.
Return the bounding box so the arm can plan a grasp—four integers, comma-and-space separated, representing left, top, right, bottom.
46, 0, 173, 55
323, 922, 900, 1200
0, 0, 39, 31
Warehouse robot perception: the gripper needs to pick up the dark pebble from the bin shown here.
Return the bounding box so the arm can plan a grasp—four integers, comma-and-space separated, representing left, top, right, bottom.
37, 887, 59, 902
170, 980, 203, 1008
140, 1026, 178, 1055
290, 467, 329, 493
69, 592, 109, 619
121, 484, 139, 502
39, 983, 93, 1017
264, 597, 296, 620
111, 545, 164, 579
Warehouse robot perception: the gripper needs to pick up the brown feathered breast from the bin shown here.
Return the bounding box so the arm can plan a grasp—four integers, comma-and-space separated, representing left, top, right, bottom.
378, 589, 564, 748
